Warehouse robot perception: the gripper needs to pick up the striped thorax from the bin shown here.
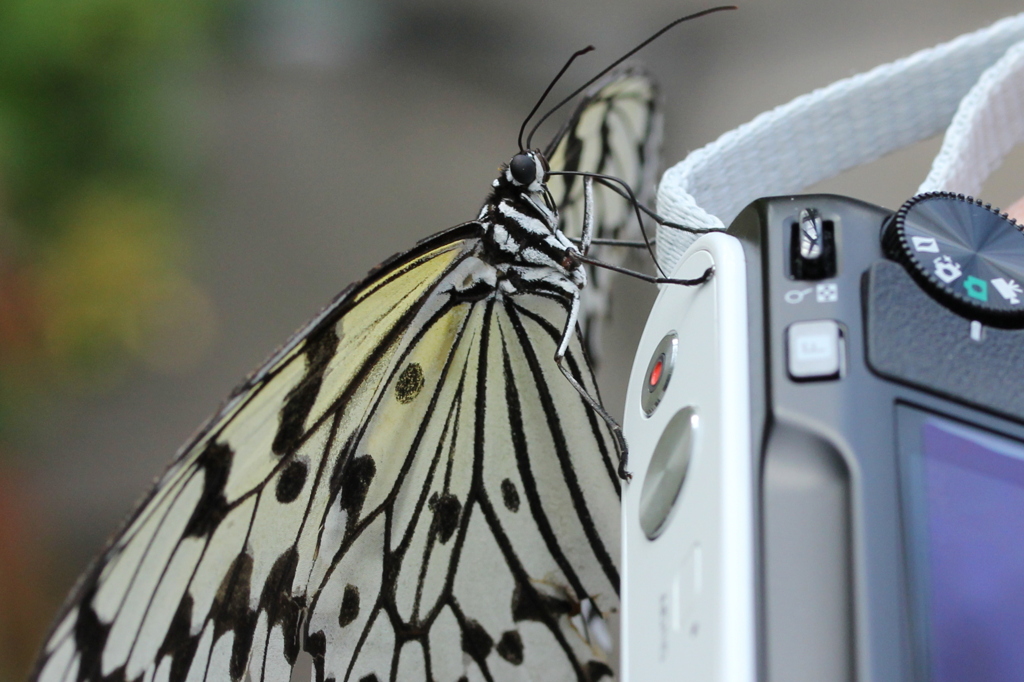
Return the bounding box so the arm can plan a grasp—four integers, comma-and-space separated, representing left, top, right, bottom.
476, 150, 587, 299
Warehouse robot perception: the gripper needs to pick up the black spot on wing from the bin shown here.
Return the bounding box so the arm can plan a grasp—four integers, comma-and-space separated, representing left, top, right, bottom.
150, 551, 257, 682
447, 277, 497, 303
101, 667, 127, 682
275, 459, 309, 504
394, 362, 424, 403
258, 548, 305, 665
184, 440, 233, 538
229, 612, 258, 682
358, 675, 379, 682
73, 584, 110, 682
272, 326, 340, 457
208, 552, 257, 681
500, 478, 520, 512
584, 660, 614, 680
333, 453, 376, 524
157, 593, 200, 682
304, 631, 326, 682
461, 618, 494, 665
338, 585, 360, 628
496, 630, 524, 665
305, 630, 326, 658
327, 435, 354, 502
429, 492, 461, 544
510, 581, 572, 623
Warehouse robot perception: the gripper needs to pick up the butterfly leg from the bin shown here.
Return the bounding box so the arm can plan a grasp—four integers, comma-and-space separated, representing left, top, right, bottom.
578, 256, 715, 287
569, 236, 652, 248
554, 288, 631, 479
550, 169, 662, 274
580, 176, 594, 256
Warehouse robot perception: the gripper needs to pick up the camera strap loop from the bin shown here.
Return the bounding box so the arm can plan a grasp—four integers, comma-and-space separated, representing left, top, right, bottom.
920, 41, 1024, 197
656, 12, 1024, 277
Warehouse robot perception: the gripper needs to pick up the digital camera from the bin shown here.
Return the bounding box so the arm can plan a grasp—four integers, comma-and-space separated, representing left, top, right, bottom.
621, 192, 1024, 681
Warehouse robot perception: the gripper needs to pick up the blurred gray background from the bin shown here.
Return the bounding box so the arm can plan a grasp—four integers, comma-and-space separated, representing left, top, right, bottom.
15, 0, 1024, 668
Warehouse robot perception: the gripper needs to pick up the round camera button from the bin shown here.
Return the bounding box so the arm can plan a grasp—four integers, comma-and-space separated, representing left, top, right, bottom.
639, 406, 698, 539
641, 332, 678, 415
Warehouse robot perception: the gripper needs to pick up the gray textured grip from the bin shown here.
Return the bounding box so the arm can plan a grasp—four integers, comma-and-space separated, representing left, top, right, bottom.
865, 260, 1024, 422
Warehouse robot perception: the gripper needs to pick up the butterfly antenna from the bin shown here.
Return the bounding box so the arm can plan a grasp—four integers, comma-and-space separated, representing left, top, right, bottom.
518, 46, 595, 151
586, 174, 721, 234
526, 5, 736, 149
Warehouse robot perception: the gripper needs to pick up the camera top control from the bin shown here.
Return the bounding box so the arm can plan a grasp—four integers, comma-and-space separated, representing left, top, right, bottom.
882, 192, 1024, 327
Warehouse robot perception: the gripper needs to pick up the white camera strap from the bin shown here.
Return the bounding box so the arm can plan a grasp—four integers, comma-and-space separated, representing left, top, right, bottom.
657, 12, 1024, 276
920, 38, 1024, 196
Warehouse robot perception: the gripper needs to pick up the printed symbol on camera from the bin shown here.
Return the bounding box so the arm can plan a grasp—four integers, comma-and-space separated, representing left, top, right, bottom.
991, 277, 1022, 304
962, 276, 988, 302
795, 336, 833, 364
932, 255, 963, 284
784, 287, 813, 304
816, 282, 838, 303
911, 235, 940, 253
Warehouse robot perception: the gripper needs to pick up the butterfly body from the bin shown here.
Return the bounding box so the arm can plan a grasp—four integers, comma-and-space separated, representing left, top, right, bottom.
475, 150, 586, 300
34, 67, 662, 682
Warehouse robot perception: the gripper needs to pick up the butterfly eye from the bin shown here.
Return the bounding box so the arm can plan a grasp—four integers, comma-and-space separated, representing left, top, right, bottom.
509, 153, 537, 185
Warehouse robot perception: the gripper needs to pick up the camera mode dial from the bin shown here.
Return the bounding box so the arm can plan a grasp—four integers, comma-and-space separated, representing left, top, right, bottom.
882, 192, 1024, 327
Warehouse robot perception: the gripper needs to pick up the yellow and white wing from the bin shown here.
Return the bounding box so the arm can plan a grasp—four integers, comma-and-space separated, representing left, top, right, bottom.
32, 223, 621, 682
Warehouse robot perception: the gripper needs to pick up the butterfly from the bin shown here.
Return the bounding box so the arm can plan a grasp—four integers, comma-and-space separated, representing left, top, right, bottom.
544, 66, 662, 364
30, 9, 730, 682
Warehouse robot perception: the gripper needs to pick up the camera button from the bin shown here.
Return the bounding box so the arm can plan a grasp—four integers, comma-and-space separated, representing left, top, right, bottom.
639, 406, 698, 539
787, 320, 843, 380
642, 332, 678, 415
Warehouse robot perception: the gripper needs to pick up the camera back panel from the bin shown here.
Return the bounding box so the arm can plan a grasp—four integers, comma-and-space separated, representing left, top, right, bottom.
623, 194, 1024, 681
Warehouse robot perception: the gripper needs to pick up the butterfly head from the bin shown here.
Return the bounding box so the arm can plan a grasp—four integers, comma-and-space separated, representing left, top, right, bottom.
506, 150, 549, 193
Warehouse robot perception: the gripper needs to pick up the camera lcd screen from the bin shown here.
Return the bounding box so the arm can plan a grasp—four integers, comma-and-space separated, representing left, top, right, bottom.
901, 410, 1024, 682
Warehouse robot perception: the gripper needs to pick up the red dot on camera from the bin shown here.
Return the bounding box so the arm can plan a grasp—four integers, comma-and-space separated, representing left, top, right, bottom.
649, 358, 663, 387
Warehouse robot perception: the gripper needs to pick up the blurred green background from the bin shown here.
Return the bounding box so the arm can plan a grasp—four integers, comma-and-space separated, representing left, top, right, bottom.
0, 1, 227, 677
1, 0, 1023, 679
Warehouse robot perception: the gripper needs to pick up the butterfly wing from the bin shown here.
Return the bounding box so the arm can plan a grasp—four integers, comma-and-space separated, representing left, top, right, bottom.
33, 222, 621, 682
308, 291, 620, 682
544, 66, 662, 360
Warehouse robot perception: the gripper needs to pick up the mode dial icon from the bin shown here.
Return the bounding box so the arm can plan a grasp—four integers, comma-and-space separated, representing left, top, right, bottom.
882, 192, 1024, 327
